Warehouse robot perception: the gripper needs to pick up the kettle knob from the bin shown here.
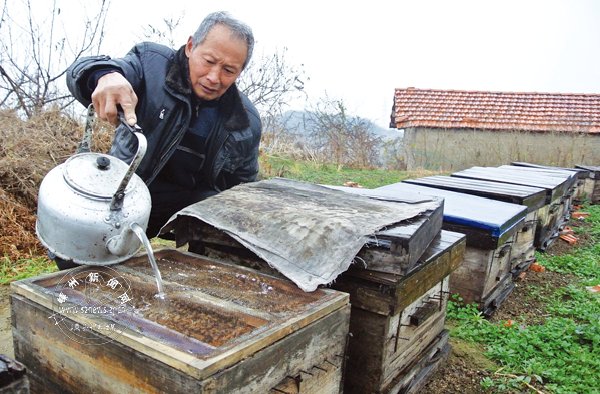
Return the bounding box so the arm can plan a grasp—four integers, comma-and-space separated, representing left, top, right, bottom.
96, 156, 111, 170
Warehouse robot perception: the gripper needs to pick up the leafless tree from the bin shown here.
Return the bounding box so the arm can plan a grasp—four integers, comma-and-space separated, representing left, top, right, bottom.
0, 0, 110, 118
306, 96, 381, 167
140, 15, 184, 49
237, 47, 307, 124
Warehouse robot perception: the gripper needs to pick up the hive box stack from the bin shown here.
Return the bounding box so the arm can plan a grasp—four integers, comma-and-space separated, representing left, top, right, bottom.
11, 250, 350, 393
333, 230, 465, 394
511, 162, 591, 205
323, 186, 465, 394
376, 182, 527, 317
194, 188, 445, 279
497, 164, 578, 221
452, 166, 573, 250
404, 175, 546, 276
575, 165, 600, 204
177, 182, 465, 394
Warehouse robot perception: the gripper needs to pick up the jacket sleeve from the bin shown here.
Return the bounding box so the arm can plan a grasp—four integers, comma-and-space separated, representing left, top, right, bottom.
66, 44, 147, 107
230, 107, 262, 184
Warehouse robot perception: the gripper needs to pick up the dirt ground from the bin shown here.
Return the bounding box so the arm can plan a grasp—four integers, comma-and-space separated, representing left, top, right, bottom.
423, 222, 588, 394
0, 285, 12, 358
0, 224, 584, 392
422, 268, 574, 394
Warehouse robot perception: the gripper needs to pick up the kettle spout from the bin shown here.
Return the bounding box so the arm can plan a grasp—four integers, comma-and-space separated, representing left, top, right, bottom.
106, 224, 140, 256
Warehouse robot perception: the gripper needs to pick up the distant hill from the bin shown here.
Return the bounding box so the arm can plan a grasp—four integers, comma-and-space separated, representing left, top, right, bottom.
276, 110, 403, 141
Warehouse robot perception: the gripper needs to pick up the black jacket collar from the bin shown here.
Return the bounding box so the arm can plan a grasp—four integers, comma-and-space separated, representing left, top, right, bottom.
165, 45, 250, 131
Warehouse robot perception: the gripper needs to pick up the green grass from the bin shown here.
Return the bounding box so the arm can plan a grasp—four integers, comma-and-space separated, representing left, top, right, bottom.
259, 154, 446, 188
1, 255, 57, 284
448, 204, 600, 394
536, 207, 600, 281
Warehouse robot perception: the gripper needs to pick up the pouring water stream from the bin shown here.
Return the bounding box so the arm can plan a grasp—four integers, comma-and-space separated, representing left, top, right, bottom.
130, 222, 166, 299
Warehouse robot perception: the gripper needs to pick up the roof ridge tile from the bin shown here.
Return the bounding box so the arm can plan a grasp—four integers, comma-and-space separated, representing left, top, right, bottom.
393, 87, 600, 132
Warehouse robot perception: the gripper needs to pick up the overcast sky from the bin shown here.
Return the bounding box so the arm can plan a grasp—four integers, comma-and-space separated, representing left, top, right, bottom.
15, 0, 600, 128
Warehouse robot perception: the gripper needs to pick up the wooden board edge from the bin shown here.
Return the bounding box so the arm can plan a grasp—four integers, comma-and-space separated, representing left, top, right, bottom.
11, 273, 349, 381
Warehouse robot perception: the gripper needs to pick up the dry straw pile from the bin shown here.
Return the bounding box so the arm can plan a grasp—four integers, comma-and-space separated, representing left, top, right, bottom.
0, 109, 113, 260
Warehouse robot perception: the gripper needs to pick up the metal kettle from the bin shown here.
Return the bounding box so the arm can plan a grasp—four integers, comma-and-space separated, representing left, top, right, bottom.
36, 105, 152, 265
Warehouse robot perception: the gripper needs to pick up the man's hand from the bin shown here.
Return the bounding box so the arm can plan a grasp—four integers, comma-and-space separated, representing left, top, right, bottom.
91, 72, 138, 126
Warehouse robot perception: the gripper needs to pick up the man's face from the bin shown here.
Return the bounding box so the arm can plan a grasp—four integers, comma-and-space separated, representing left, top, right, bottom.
185, 24, 247, 101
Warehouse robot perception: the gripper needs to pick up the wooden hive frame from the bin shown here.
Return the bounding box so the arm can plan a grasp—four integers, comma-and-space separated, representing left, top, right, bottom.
403, 174, 545, 276
576, 165, 600, 204
331, 230, 466, 393
11, 250, 350, 393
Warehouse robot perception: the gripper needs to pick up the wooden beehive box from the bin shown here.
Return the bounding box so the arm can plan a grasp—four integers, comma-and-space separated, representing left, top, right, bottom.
452, 166, 572, 250
177, 187, 445, 279
511, 162, 590, 205
170, 184, 449, 394
498, 164, 578, 217
320, 185, 445, 276
11, 249, 350, 394
331, 230, 466, 394
576, 164, 600, 204
404, 175, 546, 275
376, 182, 527, 316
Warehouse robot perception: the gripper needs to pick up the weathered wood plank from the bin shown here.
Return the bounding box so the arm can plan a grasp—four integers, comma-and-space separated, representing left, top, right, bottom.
0, 354, 29, 393
376, 182, 527, 249
510, 210, 538, 274
383, 330, 451, 394
321, 185, 445, 275
451, 166, 570, 203
12, 294, 199, 394
341, 277, 451, 393
498, 164, 576, 221
511, 161, 589, 203
404, 175, 547, 212
480, 274, 516, 317
332, 230, 465, 316
577, 165, 600, 204
381, 280, 450, 385
534, 196, 565, 250
201, 305, 350, 393
11, 250, 350, 393
269, 358, 343, 394
12, 293, 349, 394
513, 161, 589, 178
450, 233, 515, 307
358, 205, 444, 275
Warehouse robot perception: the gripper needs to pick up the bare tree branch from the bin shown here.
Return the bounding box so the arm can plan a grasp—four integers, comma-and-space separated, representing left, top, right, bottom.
0, 0, 110, 116
238, 47, 307, 120
141, 15, 184, 49
0, 64, 30, 117
306, 96, 381, 167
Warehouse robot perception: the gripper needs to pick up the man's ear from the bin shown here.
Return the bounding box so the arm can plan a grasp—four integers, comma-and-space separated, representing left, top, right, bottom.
185, 36, 194, 57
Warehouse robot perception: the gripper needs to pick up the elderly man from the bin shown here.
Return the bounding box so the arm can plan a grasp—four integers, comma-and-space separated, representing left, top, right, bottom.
66, 11, 261, 245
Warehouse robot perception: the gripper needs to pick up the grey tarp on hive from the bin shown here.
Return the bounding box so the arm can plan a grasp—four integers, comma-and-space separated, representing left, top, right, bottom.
162, 178, 441, 291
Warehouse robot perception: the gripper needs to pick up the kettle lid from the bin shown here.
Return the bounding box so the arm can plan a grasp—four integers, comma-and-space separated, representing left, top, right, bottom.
63, 153, 136, 198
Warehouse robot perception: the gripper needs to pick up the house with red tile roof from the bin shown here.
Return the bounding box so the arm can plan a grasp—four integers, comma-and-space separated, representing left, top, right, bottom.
390, 88, 600, 171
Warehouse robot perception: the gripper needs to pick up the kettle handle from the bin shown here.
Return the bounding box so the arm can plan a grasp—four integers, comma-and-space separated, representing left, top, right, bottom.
110, 117, 147, 211
78, 104, 146, 211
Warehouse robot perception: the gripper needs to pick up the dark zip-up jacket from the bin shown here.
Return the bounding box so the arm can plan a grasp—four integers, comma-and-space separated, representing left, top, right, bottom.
66, 42, 261, 191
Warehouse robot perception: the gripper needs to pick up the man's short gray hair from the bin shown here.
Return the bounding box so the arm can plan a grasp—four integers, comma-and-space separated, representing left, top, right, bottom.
192, 11, 254, 70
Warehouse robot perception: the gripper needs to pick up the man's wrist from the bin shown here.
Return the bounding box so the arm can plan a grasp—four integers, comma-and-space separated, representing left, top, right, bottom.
87, 68, 122, 90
